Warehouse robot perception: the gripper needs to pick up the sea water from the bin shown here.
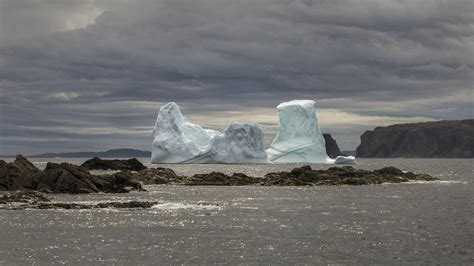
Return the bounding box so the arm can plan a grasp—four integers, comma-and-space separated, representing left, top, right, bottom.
0, 158, 472, 264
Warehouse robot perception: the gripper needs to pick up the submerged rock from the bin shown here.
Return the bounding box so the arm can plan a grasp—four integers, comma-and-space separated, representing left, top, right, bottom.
81, 157, 147, 171
0, 191, 50, 204
34, 201, 157, 210
0, 191, 156, 210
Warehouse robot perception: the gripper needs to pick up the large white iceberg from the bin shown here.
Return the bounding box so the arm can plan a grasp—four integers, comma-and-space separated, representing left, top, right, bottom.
267, 100, 333, 163
267, 99, 358, 164
151, 102, 269, 164
266, 100, 332, 164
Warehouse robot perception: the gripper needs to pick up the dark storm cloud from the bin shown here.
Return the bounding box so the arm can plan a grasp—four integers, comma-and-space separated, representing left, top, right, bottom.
0, 0, 473, 154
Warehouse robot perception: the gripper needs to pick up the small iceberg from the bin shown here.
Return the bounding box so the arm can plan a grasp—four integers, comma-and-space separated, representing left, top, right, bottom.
334, 155, 359, 165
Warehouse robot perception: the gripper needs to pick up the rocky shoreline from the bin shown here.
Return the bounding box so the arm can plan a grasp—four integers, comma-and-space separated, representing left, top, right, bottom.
1, 156, 438, 195
0, 155, 144, 193
131, 165, 437, 186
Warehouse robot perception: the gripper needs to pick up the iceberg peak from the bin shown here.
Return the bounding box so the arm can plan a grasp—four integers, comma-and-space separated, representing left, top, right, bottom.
277, 99, 315, 110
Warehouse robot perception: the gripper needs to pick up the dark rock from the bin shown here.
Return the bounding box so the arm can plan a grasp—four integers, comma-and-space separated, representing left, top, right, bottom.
0, 155, 41, 191
93, 201, 157, 209
374, 166, 404, 176
81, 157, 147, 171
356, 120, 474, 158
92, 171, 146, 193
0, 155, 439, 191
1, 155, 144, 193
185, 172, 262, 186
36, 163, 100, 193
0, 191, 157, 210
0, 191, 50, 204
262, 165, 437, 186
130, 167, 183, 184
323, 134, 346, 158
290, 165, 312, 176
129, 168, 260, 186
124, 164, 436, 186
13, 154, 41, 176
36, 162, 144, 193
263, 165, 319, 186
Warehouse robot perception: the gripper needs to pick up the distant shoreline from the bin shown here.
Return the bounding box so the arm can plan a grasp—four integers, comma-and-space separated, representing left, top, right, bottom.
0, 148, 151, 159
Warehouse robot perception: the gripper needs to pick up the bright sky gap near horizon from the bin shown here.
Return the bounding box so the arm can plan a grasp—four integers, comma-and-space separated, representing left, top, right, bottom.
0, 0, 473, 155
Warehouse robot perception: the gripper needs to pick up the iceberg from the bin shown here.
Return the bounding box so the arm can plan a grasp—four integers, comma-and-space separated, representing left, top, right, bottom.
266, 100, 332, 164
334, 155, 359, 165
151, 102, 269, 164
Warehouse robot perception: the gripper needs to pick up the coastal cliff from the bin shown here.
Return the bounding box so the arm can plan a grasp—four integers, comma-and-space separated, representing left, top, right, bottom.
356, 120, 474, 158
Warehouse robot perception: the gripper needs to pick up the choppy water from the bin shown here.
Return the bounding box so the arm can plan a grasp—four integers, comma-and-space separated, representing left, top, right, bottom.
0, 158, 473, 264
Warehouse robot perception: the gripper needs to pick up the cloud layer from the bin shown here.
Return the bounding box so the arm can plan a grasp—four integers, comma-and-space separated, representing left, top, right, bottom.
1, 0, 473, 154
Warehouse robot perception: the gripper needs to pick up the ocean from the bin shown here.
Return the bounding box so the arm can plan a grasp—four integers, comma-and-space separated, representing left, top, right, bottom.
1, 158, 473, 264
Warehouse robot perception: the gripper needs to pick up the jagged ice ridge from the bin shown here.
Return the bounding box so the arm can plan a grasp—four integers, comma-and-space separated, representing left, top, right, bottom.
151, 102, 270, 164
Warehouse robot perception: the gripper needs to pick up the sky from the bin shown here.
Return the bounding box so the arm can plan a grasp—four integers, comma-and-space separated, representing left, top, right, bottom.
0, 0, 473, 155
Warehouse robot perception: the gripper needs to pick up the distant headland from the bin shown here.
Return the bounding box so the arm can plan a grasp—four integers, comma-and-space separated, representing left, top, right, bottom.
356, 119, 474, 158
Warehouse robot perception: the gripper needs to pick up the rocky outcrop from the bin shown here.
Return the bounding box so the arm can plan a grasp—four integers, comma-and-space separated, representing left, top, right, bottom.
81, 157, 147, 171
262, 165, 436, 186
128, 168, 261, 186
356, 120, 474, 158
1, 155, 144, 193
323, 134, 345, 158
0, 155, 41, 191
1, 156, 438, 190
129, 165, 435, 186
37, 163, 101, 193
184, 172, 262, 186
37, 162, 144, 193
129, 167, 184, 184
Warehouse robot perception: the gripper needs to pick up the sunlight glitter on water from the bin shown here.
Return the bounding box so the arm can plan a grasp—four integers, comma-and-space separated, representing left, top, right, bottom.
151, 202, 223, 211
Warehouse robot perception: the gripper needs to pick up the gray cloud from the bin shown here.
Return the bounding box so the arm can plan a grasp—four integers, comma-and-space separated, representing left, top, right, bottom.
1, 0, 473, 155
